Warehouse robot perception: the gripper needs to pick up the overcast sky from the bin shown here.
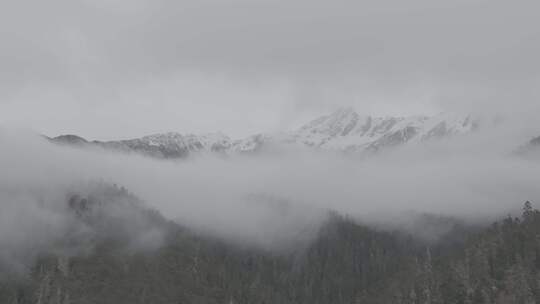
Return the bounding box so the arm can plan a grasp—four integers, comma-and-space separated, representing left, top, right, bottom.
1, 0, 539, 139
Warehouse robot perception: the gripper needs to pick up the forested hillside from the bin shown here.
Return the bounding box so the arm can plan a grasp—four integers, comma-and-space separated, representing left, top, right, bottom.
1, 186, 540, 304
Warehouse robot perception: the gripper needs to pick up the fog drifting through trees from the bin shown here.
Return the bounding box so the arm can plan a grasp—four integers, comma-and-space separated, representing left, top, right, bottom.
1, 124, 540, 273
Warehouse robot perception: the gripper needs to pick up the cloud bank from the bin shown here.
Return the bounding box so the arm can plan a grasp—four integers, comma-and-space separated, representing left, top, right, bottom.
1, 125, 540, 273
1, 0, 539, 138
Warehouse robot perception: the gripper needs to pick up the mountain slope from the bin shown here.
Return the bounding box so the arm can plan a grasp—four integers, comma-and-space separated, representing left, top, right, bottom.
51, 132, 233, 158
49, 108, 479, 158
289, 108, 477, 153
1, 184, 539, 304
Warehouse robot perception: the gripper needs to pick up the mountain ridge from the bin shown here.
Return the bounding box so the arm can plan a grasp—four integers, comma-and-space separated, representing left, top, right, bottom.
49, 108, 481, 158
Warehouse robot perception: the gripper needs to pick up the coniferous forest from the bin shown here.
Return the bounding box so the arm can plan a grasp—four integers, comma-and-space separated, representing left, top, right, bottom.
2, 185, 540, 304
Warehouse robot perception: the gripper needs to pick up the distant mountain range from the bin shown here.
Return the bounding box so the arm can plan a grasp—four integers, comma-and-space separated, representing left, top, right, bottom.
50, 132, 233, 158
47, 107, 509, 158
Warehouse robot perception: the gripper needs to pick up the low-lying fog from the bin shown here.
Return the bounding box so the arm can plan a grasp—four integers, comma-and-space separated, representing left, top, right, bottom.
1, 125, 540, 273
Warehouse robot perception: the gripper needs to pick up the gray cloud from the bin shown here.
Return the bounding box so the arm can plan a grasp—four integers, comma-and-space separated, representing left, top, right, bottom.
1, 0, 539, 137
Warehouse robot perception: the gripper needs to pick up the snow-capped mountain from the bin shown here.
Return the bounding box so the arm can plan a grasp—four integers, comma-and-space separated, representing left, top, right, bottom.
287, 107, 478, 153
50, 108, 479, 158
229, 108, 478, 154
51, 132, 233, 158
109, 132, 233, 158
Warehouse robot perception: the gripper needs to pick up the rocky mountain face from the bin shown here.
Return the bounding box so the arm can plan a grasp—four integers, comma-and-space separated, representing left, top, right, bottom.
1, 184, 539, 304
49, 108, 479, 158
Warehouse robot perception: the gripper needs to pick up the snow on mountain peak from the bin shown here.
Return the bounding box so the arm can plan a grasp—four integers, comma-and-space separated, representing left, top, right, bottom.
115, 110, 479, 156
50, 108, 481, 158
298, 107, 361, 135
289, 109, 478, 152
